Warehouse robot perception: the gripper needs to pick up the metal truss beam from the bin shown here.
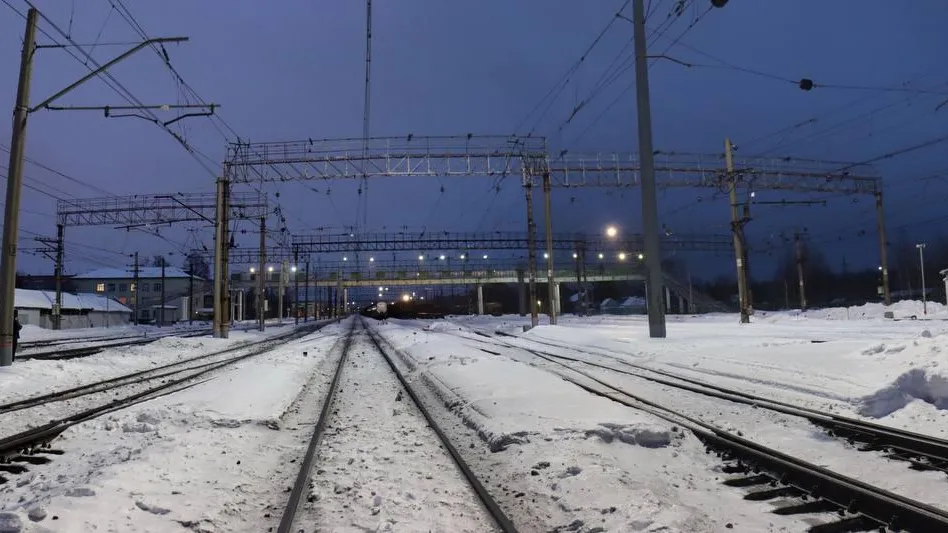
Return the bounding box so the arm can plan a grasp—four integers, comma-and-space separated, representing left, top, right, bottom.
57, 192, 268, 227
289, 231, 732, 254
223, 135, 880, 195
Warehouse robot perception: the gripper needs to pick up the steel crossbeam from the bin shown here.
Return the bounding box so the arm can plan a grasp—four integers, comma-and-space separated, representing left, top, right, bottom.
57, 192, 268, 227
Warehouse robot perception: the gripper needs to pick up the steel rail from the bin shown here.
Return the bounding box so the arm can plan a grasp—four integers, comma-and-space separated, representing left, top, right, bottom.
494, 333, 948, 472
362, 319, 519, 533
0, 322, 331, 465
276, 321, 356, 533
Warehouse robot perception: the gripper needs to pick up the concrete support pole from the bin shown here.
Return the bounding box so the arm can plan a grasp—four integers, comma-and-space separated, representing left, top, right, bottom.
477, 284, 484, 315
517, 269, 526, 316
875, 191, 891, 306
304, 258, 310, 323
726, 138, 750, 323
220, 181, 231, 337
795, 231, 807, 310
53, 223, 63, 330
523, 167, 539, 328
257, 217, 266, 332
542, 171, 557, 325
343, 287, 349, 315
278, 259, 287, 325
631, 0, 666, 338
664, 285, 671, 313
0, 9, 37, 366
553, 282, 561, 317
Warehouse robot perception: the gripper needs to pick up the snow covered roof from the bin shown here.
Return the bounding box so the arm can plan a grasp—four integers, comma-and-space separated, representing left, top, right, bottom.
73, 267, 196, 280
619, 296, 646, 307
15, 288, 132, 313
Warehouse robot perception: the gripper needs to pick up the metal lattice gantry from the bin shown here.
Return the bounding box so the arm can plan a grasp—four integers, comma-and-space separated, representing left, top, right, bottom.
289, 231, 732, 254
224, 135, 546, 182
57, 192, 269, 227
222, 134, 881, 195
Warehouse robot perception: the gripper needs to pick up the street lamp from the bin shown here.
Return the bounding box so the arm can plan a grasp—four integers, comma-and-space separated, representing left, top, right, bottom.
543, 252, 549, 259
637, 253, 645, 260
917, 243, 928, 315
618, 252, 627, 261
249, 267, 256, 274
343, 256, 348, 261
267, 266, 274, 273
369, 257, 375, 262
291, 266, 297, 273
418, 255, 424, 261
605, 225, 618, 238
439, 255, 446, 260
482, 254, 488, 260
598, 253, 604, 260
460, 254, 466, 260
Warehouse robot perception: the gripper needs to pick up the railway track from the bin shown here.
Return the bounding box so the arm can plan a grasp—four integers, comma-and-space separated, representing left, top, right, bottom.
277, 318, 515, 533
0, 321, 335, 484
414, 323, 948, 532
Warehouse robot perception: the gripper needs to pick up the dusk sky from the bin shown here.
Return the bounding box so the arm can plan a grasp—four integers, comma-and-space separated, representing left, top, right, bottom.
1, 0, 946, 281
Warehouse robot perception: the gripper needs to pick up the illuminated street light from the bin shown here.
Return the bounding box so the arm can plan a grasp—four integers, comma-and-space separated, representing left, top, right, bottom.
618, 252, 627, 261
637, 253, 645, 260
482, 254, 488, 260
369, 257, 375, 262
378, 286, 384, 292
572, 253, 578, 259
543, 252, 549, 259
249, 267, 256, 274
598, 253, 604, 260
343, 256, 348, 261
439, 255, 446, 260
605, 225, 618, 238
402, 294, 411, 302
418, 255, 424, 261
267, 266, 275, 273
460, 254, 466, 260
291, 266, 297, 273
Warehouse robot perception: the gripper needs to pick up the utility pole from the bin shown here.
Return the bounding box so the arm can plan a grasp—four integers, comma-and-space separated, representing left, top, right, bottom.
0, 9, 37, 366
631, 0, 666, 338
725, 138, 750, 323
294, 248, 300, 325
278, 259, 287, 325
257, 217, 266, 332
159, 257, 166, 327
304, 257, 310, 322
542, 171, 557, 325
132, 252, 140, 325
212, 178, 224, 336
220, 179, 231, 337
876, 191, 891, 306
794, 231, 807, 310
523, 166, 539, 328
917, 243, 927, 315
34, 224, 64, 330
188, 262, 194, 325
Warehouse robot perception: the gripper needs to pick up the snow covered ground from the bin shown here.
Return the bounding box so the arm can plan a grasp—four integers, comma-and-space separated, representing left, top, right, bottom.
442, 302, 948, 439
3, 302, 948, 532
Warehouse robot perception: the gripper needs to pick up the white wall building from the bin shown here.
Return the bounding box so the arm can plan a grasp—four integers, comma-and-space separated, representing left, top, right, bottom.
15, 288, 132, 329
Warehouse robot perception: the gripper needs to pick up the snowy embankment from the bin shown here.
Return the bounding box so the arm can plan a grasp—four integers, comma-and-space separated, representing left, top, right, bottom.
375, 321, 801, 532
445, 301, 948, 439
0, 322, 343, 533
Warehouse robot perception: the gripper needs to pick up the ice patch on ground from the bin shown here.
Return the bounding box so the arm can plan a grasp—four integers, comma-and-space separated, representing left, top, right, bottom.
585, 422, 682, 448
858, 368, 948, 417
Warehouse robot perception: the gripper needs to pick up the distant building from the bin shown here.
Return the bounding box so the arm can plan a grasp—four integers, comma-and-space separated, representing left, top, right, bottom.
15, 288, 131, 329
71, 267, 208, 324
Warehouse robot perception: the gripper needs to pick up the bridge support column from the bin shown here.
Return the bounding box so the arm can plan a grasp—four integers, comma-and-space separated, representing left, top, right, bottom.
343, 287, 349, 315
665, 286, 671, 313
678, 295, 685, 315
477, 284, 484, 315
553, 282, 561, 318
517, 269, 526, 316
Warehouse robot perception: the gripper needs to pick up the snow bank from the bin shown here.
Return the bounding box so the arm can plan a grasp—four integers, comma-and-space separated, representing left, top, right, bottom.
765, 299, 948, 321
854, 331, 948, 418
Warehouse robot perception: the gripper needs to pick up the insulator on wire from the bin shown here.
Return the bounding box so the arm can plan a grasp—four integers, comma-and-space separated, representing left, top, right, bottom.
799, 78, 814, 91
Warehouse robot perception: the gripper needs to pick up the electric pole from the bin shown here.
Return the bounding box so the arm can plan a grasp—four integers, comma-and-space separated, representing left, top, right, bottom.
257, 217, 266, 332
0, 9, 37, 366
304, 257, 310, 323
523, 167, 539, 328
294, 248, 300, 325
188, 262, 194, 325
794, 231, 807, 310
725, 138, 750, 323
159, 257, 166, 327
632, 0, 666, 338
917, 243, 927, 315
132, 252, 140, 326
542, 171, 557, 325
